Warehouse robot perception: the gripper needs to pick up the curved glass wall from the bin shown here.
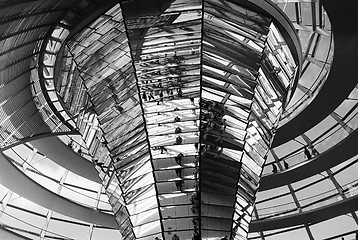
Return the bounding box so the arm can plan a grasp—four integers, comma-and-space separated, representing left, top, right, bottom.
273, 0, 334, 125
0, 0, 76, 149
253, 84, 358, 239
2, 143, 112, 212
0, 183, 120, 240
251, 156, 358, 240
263, 83, 358, 175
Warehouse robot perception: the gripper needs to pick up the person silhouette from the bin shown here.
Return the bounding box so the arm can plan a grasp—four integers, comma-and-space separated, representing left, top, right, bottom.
283, 160, 289, 169
304, 146, 312, 159
272, 163, 278, 174
192, 230, 200, 240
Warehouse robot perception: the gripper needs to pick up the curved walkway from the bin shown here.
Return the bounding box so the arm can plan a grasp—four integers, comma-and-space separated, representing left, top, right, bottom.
29, 136, 101, 183
272, 0, 358, 147
0, 151, 117, 229
249, 194, 358, 232
260, 127, 358, 191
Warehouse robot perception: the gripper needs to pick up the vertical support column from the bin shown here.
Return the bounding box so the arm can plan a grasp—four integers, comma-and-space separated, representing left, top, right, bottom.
61, 1, 301, 239
199, 0, 271, 237
120, 8, 167, 240
122, 1, 203, 239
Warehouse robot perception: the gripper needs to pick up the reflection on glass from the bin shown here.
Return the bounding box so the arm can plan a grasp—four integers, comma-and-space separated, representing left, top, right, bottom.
59, 0, 298, 239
